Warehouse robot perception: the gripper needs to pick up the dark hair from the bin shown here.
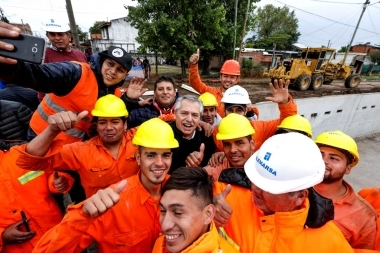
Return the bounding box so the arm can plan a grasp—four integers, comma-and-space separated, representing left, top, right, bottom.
162, 167, 213, 209
154, 76, 176, 90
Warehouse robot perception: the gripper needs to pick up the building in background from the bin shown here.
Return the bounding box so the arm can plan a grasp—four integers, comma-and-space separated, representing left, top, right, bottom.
9, 22, 32, 35
90, 17, 139, 54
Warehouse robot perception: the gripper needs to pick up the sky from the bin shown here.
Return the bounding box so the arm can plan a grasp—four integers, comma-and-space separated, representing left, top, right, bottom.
1, 0, 379, 50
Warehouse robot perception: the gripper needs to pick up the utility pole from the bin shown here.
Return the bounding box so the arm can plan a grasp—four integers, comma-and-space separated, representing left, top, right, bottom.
342, 0, 370, 64
237, 0, 251, 61
21, 19, 26, 34
65, 0, 80, 49
232, 0, 238, 59
271, 43, 277, 68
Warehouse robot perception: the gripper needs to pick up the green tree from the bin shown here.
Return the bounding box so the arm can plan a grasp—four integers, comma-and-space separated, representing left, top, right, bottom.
76, 25, 88, 41
89, 21, 107, 34
125, 1, 229, 77
369, 51, 380, 64
251, 4, 300, 50
338, 46, 348, 53
0, 8, 9, 23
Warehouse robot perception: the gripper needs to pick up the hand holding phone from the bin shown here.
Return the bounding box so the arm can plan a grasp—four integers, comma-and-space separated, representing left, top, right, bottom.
0, 21, 22, 64
20, 210, 30, 232
0, 34, 46, 64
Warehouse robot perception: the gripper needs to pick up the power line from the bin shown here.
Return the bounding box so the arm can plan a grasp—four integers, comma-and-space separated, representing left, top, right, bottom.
309, 0, 362, 4
366, 8, 380, 42
274, 0, 380, 35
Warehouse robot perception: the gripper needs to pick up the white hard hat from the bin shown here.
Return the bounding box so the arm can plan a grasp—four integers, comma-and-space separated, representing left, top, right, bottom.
221, 85, 251, 105
41, 18, 71, 32
244, 133, 325, 194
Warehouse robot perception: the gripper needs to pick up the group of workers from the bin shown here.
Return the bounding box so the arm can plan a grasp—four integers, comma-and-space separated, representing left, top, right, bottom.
0, 19, 379, 253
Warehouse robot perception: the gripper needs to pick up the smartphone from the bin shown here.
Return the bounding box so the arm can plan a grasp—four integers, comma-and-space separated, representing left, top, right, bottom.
0, 34, 46, 64
20, 210, 30, 232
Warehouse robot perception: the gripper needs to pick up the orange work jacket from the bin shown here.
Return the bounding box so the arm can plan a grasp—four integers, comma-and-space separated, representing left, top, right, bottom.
189, 64, 226, 117
29, 62, 123, 145
214, 181, 355, 253
16, 129, 139, 198
213, 95, 297, 152
152, 222, 240, 253
0, 146, 66, 253
358, 187, 380, 251
328, 181, 378, 249
33, 174, 165, 253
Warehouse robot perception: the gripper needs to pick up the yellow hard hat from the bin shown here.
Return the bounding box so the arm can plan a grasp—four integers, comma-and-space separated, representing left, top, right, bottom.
216, 113, 255, 140
277, 115, 313, 137
92, 94, 128, 117
133, 118, 179, 148
315, 130, 359, 167
199, 92, 218, 107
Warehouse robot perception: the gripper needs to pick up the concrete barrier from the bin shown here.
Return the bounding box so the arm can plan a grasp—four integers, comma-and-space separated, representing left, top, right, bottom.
254, 93, 380, 138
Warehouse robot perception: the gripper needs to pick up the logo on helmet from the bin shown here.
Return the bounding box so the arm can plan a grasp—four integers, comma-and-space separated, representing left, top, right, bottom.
256, 156, 277, 176
264, 152, 272, 161
111, 48, 124, 58
51, 19, 54, 23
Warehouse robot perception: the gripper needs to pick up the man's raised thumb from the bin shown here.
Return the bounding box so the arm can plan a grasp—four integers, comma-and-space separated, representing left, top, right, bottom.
196, 48, 200, 56
76, 110, 89, 123
53, 171, 59, 180
199, 143, 205, 153
221, 184, 232, 199
114, 179, 127, 194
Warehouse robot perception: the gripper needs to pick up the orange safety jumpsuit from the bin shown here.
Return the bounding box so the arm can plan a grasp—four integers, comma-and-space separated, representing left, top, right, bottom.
152, 222, 240, 253
327, 181, 378, 249
16, 129, 139, 198
358, 187, 380, 251
30, 62, 123, 145
189, 64, 226, 117
0, 146, 73, 253
214, 181, 355, 253
213, 95, 297, 152
33, 174, 166, 253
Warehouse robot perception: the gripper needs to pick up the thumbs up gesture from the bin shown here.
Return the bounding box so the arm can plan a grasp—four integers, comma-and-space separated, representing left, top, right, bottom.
186, 143, 205, 167
83, 180, 127, 217
213, 184, 233, 227
189, 48, 200, 65
48, 110, 89, 132
53, 171, 70, 193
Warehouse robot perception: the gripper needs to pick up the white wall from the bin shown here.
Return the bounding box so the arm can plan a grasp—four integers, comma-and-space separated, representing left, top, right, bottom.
254, 93, 380, 138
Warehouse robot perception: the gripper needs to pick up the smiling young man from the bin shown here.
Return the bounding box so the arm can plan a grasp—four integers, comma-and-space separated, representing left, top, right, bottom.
125, 76, 180, 128
189, 49, 240, 117
32, 118, 179, 252
313, 131, 378, 250
152, 167, 239, 253
0, 22, 150, 145
16, 95, 141, 198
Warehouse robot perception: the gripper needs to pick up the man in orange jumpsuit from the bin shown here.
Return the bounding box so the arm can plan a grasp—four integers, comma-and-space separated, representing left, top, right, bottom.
32, 118, 179, 252
358, 187, 380, 251
215, 133, 355, 253
152, 167, 239, 253
16, 95, 141, 198
189, 49, 241, 117
314, 131, 378, 250
0, 149, 73, 252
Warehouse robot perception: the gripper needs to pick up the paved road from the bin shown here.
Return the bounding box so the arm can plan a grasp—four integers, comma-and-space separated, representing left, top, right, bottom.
346, 133, 380, 192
